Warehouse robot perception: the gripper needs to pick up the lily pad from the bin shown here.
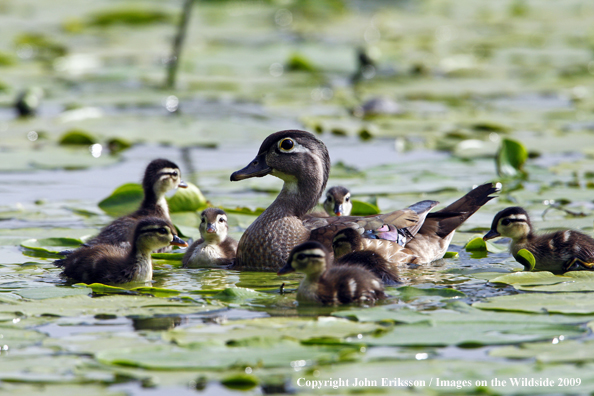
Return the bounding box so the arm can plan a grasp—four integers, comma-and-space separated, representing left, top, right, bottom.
20, 238, 83, 257
151, 252, 184, 260
464, 235, 507, 253
167, 182, 207, 213
97, 183, 143, 217
474, 292, 594, 314
394, 286, 465, 300
14, 287, 91, 300
490, 339, 594, 363
350, 199, 381, 215
491, 271, 594, 292
58, 130, 96, 146
516, 248, 536, 270
496, 138, 528, 178
96, 340, 355, 370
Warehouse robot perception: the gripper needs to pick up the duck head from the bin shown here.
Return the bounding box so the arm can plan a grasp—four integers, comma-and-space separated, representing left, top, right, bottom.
143, 159, 188, 201
199, 207, 229, 243
278, 241, 329, 279
483, 206, 532, 242
332, 228, 363, 259
133, 217, 187, 253
231, 130, 330, 216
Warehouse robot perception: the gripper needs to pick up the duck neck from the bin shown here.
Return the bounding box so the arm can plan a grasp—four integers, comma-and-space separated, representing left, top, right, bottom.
271, 172, 326, 218
128, 244, 154, 281
141, 188, 169, 219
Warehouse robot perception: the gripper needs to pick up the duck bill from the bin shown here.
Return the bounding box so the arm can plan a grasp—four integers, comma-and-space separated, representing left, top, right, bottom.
277, 262, 295, 275
170, 235, 188, 247
334, 204, 344, 216
206, 223, 217, 233
483, 230, 501, 241
178, 180, 188, 188
230, 153, 271, 181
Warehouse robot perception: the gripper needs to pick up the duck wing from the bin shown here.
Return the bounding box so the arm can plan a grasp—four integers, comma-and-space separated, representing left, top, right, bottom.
304, 200, 438, 248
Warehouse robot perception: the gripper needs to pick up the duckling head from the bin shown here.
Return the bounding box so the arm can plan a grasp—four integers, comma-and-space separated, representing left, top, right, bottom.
231, 130, 330, 216
199, 208, 229, 244
483, 206, 532, 242
278, 241, 329, 279
133, 217, 188, 253
143, 159, 188, 200
324, 186, 352, 217
332, 228, 363, 258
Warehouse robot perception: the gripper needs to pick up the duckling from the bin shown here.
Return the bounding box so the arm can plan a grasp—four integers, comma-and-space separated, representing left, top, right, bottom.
332, 228, 401, 284
230, 129, 497, 271
323, 186, 352, 217
55, 218, 188, 284
86, 159, 187, 248
483, 206, 594, 273
182, 208, 238, 268
277, 241, 386, 305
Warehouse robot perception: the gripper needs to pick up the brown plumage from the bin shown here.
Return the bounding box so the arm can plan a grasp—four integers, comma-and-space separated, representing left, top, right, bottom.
323, 186, 352, 217
332, 228, 401, 284
85, 159, 187, 248
182, 208, 238, 268
483, 206, 594, 273
54, 218, 188, 284
230, 129, 498, 271
277, 241, 386, 305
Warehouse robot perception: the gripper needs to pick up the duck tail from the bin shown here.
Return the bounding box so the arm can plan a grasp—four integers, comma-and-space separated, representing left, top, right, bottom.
427, 183, 499, 238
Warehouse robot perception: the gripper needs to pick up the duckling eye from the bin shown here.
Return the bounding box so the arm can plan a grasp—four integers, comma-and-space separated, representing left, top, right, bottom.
219, 217, 225, 223
279, 138, 294, 152
327, 195, 333, 202
171, 171, 178, 177
296, 253, 305, 261
501, 219, 511, 226
157, 228, 167, 234
345, 196, 350, 202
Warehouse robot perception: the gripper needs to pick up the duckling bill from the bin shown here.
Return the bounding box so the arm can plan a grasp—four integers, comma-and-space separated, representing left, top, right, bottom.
278, 241, 386, 305
182, 208, 238, 268
55, 218, 187, 284
483, 206, 594, 273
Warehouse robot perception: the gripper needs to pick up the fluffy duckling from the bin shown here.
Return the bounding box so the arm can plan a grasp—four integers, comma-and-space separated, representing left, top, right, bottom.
332, 228, 401, 284
483, 207, 594, 273
86, 159, 187, 248
277, 241, 386, 305
323, 186, 352, 217
182, 208, 238, 268
55, 218, 187, 284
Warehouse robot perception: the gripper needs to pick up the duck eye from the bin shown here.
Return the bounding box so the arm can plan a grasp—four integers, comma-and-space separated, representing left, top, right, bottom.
296, 253, 305, 261
158, 228, 167, 234
219, 217, 225, 223
171, 171, 178, 177
501, 219, 511, 226
279, 138, 294, 152
345, 196, 350, 202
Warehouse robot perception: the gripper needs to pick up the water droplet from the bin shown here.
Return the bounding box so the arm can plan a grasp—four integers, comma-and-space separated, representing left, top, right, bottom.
90, 143, 103, 158
269, 63, 284, 77
27, 131, 38, 141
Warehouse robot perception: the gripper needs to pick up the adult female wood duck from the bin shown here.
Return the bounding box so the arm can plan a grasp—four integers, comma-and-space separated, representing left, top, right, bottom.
277, 241, 386, 305
323, 186, 352, 217
182, 208, 238, 268
332, 228, 400, 284
86, 158, 187, 248
483, 206, 594, 273
55, 218, 187, 284
230, 129, 498, 271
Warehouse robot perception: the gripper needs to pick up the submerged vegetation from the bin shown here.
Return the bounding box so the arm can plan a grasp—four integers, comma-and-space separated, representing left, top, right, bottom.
1, 0, 594, 394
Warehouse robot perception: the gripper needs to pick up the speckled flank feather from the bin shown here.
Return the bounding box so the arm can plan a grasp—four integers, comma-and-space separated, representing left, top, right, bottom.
485, 206, 594, 273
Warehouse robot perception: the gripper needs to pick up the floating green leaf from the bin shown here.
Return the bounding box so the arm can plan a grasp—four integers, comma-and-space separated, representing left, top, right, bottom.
443, 251, 459, 259
58, 129, 96, 146
286, 53, 317, 73
464, 235, 506, 253
490, 271, 594, 292
221, 374, 259, 390
516, 248, 536, 270
474, 292, 594, 314
89, 8, 172, 27
14, 287, 91, 300
221, 206, 265, 216
496, 138, 528, 178
20, 237, 83, 257
351, 199, 380, 215
167, 182, 207, 213
490, 339, 594, 363
151, 252, 184, 260
395, 286, 465, 300
97, 183, 143, 217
